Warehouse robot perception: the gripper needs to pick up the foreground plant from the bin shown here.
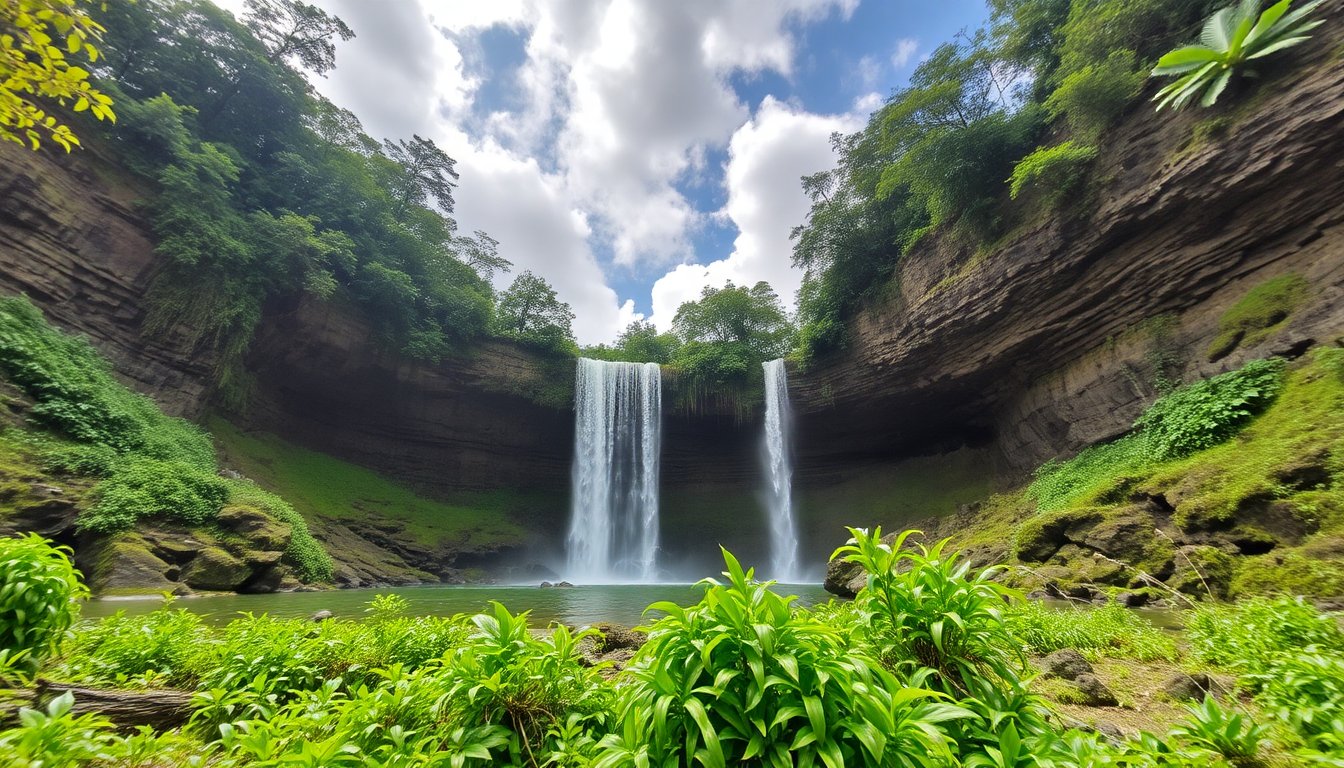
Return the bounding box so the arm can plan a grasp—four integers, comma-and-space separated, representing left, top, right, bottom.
0, 533, 88, 670
1151, 0, 1325, 110
597, 548, 969, 767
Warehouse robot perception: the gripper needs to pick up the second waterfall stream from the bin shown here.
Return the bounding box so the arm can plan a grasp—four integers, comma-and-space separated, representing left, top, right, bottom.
762, 358, 801, 582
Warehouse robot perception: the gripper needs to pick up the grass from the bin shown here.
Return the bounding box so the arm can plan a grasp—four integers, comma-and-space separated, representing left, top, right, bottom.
209, 418, 532, 552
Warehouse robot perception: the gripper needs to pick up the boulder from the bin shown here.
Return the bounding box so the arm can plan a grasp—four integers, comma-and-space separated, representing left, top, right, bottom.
310, 610, 334, 623
86, 535, 177, 594
594, 623, 648, 653
1071, 673, 1119, 707
823, 557, 867, 598
1168, 545, 1234, 599
1038, 649, 1093, 681
1161, 673, 1229, 702
217, 504, 292, 551
181, 546, 254, 591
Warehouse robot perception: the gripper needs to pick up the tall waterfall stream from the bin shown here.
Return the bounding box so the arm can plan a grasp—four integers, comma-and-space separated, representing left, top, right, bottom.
566, 358, 662, 582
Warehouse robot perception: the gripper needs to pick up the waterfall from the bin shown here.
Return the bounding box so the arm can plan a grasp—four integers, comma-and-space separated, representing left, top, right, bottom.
762, 358, 800, 582
566, 358, 662, 583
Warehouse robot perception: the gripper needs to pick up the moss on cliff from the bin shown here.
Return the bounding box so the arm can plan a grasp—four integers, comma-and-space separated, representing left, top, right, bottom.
210, 419, 531, 555
1206, 274, 1311, 361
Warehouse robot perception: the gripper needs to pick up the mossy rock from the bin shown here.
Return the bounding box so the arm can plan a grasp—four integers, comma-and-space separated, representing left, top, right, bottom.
1207, 274, 1310, 361
1168, 545, 1234, 599
217, 503, 292, 551
181, 545, 254, 591
84, 533, 177, 594
1230, 548, 1344, 599
1016, 508, 1103, 563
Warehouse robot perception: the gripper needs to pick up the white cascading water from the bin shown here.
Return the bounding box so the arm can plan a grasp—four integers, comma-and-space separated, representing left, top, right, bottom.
566, 358, 662, 583
762, 358, 800, 582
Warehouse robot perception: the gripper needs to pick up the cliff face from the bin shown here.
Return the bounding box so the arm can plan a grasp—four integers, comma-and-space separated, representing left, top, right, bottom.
239, 296, 573, 497
791, 26, 1344, 488
0, 149, 217, 415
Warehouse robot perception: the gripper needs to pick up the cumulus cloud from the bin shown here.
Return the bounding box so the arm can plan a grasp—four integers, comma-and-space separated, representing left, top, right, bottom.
891, 37, 920, 70
649, 96, 862, 330
203, 0, 861, 344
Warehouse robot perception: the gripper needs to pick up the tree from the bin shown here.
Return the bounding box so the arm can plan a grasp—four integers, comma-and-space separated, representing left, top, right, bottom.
495, 271, 575, 351
383, 134, 460, 214
244, 0, 353, 77
452, 230, 512, 283
672, 281, 793, 360
0, 0, 116, 151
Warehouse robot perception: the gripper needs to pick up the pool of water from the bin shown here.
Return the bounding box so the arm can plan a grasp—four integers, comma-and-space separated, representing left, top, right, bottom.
80, 583, 836, 627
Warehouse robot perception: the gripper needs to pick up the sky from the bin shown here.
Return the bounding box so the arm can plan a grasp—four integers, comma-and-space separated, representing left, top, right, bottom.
215, 0, 990, 344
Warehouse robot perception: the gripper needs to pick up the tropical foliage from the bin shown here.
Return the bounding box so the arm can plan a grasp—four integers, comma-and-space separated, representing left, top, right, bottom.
0, 534, 88, 672
1151, 0, 1325, 110
0, 0, 116, 151
3, 534, 1344, 766
0, 296, 332, 580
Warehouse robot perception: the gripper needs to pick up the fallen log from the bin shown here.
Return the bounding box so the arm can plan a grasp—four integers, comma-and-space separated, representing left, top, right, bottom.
32, 679, 194, 730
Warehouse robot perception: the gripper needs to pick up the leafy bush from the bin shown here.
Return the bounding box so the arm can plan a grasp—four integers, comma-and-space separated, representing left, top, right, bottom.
0, 534, 88, 670
0, 692, 117, 768
1004, 601, 1178, 661
596, 548, 965, 767
1250, 651, 1344, 754
83, 456, 229, 533
1152, 0, 1325, 110
1044, 50, 1146, 139
440, 603, 613, 764
834, 528, 1024, 697
1169, 696, 1269, 765
1187, 597, 1344, 677
54, 599, 208, 687
1008, 140, 1098, 206
1029, 358, 1285, 511
1135, 358, 1285, 460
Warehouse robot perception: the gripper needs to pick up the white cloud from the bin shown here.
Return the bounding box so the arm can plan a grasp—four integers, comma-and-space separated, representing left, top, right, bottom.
891, 37, 920, 70
200, 0, 861, 345
649, 96, 861, 330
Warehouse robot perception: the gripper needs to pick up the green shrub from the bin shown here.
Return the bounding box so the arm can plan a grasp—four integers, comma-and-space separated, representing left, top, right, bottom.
834, 528, 1024, 696
1169, 695, 1269, 765
439, 603, 613, 764
1207, 275, 1311, 361
0, 692, 117, 768
1044, 50, 1146, 139
1004, 601, 1178, 661
1009, 140, 1099, 207
54, 599, 207, 687
596, 548, 966, 767
0, 534, 88, 670
1135, 358, 1285, 460
1187, 597, 1344, 678
82, 456, 228, 532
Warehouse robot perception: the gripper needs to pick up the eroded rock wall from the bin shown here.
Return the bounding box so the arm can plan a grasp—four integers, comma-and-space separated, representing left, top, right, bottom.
792, 22, 1344, 483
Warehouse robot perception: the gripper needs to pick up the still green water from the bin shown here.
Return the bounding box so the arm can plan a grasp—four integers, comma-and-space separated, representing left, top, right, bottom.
80, 583, 836, 627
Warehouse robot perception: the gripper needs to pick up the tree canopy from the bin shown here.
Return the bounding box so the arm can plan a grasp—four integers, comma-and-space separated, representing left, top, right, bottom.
495, 271, 576, 354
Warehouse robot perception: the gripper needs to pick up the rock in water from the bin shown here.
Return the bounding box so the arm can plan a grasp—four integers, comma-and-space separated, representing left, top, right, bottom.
309, 610, 334, 623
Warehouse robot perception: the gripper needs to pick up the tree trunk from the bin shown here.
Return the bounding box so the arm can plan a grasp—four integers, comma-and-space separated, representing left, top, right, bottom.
23, 680, 196, 731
